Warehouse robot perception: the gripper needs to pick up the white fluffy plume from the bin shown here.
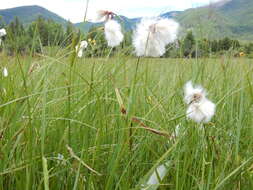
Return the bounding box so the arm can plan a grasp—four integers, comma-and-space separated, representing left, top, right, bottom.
104, 20, 124, 47
0, 28, 7, 37
93, 10, 123, 47
75, 40, 88, 58
184, 81, 215, 123
0, 28, 6, 46
133, 18, 179, 57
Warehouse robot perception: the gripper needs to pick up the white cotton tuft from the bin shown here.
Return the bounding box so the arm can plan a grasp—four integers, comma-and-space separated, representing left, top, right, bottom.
0, 28, 7, 37
77, 51, 83, 58
186, 100, 216, 123
3, 67, 8, 77
184, 81, 215, 123
154, 19, 179, 44
80, 40, 88, 49
133, 18, 179, 57
184, 81, 206, 105
104, 20, 124, 47
75, 40, 88, 58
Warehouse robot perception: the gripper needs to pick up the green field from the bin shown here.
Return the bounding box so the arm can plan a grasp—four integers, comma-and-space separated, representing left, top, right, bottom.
0, 53, 253, 189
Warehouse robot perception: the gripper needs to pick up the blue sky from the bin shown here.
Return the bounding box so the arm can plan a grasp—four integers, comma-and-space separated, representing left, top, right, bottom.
1, 0, 224, 23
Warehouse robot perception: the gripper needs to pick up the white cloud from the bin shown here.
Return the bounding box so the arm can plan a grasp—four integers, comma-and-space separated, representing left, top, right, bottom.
0, 0, 226, 23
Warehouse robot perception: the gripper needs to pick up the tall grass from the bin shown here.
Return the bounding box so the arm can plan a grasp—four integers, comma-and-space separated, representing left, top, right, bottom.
0, 49, 253, 189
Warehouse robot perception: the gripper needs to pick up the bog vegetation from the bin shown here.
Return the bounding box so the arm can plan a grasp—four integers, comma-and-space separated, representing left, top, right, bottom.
0, 13, 253, 190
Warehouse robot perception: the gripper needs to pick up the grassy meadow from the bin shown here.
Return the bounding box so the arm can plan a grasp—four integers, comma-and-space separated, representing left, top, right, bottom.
0, 51, 253, 189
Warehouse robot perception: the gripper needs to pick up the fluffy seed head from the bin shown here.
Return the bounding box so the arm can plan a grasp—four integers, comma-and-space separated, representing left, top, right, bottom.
80, 40, 88, 49
104, 20, 124, 47
133, 18, 179, 57
184, 81, 206, 105
75, 40, 88, 58
0, 28, 7, 37
184, 81, 215, 123
186, 100, 216, 123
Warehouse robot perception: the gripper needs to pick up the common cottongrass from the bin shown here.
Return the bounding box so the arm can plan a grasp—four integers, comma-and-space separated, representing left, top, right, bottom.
133, 18, 179, 57
184, 81, 216, 123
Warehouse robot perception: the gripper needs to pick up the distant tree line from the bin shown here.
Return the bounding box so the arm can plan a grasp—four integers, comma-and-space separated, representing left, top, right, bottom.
0, 16, 253, 58
164, 31, 253, 58
0, 16, 78, 55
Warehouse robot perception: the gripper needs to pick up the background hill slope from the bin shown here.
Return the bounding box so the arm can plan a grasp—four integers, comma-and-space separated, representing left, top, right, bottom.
0, 0, 252, 40
175, 0, 253, 40
0, 5, 68, 25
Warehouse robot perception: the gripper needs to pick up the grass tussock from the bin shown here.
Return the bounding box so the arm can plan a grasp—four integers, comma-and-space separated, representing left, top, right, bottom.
0, 52, 253, 189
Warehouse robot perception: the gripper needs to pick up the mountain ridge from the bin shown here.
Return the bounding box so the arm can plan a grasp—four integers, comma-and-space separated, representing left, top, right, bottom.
0, 1, 252, 40
0, 5, 68, 25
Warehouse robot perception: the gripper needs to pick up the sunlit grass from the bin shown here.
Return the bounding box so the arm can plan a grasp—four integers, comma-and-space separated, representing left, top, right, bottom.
0, 51, 253, 189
